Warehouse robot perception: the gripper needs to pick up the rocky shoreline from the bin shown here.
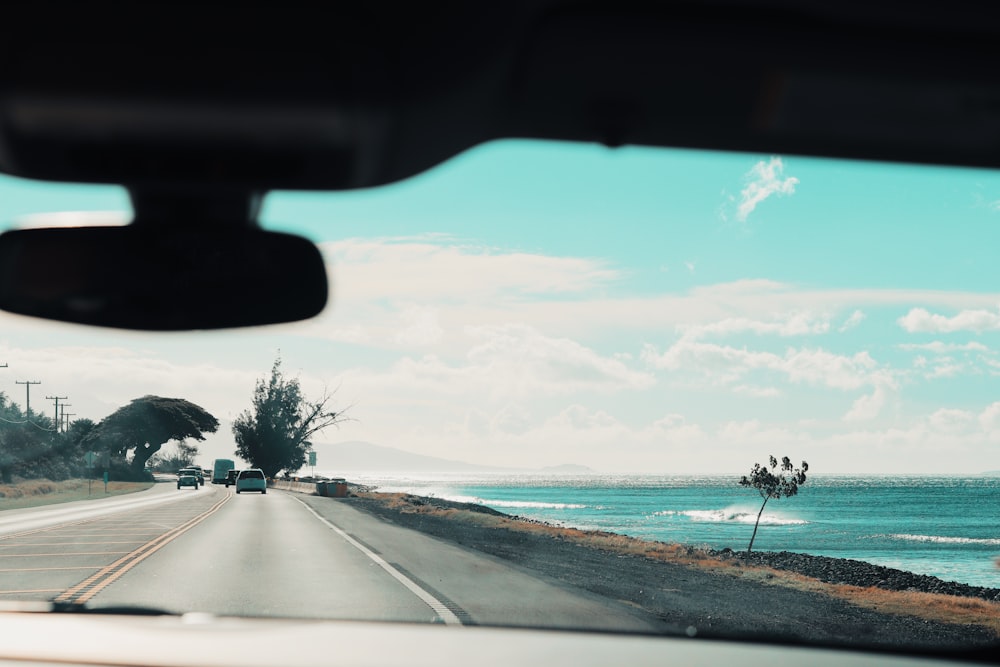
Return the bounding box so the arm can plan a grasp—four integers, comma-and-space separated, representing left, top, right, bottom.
342, 489, 999, 649
715, 548, 1000, 603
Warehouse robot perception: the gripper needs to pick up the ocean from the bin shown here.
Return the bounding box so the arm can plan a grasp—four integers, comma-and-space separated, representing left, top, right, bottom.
336, 473, 1000, 589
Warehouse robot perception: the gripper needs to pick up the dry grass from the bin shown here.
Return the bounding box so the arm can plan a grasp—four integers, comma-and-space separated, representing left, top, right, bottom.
770, 572, 1000, 635
359, 492, 1000, 636
0, 479, 153, 510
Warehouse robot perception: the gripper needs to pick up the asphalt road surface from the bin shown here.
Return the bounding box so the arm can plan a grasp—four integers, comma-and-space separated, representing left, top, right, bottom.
0, 481, 663, 632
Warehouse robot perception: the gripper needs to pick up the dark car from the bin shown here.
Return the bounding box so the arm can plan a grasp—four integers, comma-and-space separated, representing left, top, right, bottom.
178, 467, 204, 486
225, 470, 240, 488
177, 471, 198, 491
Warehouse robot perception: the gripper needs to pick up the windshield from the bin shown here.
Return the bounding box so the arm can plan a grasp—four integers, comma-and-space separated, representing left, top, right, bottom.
0, 141, 998, 651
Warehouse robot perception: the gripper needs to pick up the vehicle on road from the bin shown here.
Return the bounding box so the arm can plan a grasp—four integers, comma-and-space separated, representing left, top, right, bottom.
179, 467, 204, 486
212, 459, 235, 485
235, 469, 267, 494
225, 469, 240, 488
177, 471, 198, 491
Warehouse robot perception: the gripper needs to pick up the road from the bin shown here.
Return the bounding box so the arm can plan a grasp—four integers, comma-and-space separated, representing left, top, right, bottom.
0, 480, 664, 632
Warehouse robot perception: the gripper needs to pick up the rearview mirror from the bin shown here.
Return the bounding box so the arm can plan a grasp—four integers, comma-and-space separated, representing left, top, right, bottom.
0, 226, 328, 330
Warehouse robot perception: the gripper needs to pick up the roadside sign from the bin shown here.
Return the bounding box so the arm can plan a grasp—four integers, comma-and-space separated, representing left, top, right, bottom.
84, 451, 96, 467
308, 452, 317, 467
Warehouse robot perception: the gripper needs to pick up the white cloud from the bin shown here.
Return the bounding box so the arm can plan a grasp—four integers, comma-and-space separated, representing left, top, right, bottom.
643, 337, 896, 420
733, 384, 781, 397
928, 408, 975, 432
839, 310, 866, 332
978, 402, 1000, 432
392, 306, 443, 347
843, 385, 891, 422
737, 157, 799, 222
898, 341, 990, 353
323, 237, 619, 302
678, 312, 830, 340
300, 237, 1000, 350
898, 307, 1000, 333
462, 324, 655, 396
347, 324, 654, 401
643, 341, 889, 392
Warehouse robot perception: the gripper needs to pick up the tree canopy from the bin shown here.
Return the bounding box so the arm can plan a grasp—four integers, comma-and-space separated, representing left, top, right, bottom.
739, 455, 809, 553
232, 356, 347, 478
0, 392, 58, 483
87, 396, 218, 477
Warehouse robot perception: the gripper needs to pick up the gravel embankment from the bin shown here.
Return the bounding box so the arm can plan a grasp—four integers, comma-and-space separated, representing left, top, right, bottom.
715, 548, 1000, 602
340, 490, 999, 651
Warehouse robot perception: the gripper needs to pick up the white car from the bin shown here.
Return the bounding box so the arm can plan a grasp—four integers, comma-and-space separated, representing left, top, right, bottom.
235, 469, 267, 494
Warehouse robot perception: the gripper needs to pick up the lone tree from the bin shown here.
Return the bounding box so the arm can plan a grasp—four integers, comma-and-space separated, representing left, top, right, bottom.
232, 356, 347, 478
88, 396, 219, 477
739, 455, 809, 553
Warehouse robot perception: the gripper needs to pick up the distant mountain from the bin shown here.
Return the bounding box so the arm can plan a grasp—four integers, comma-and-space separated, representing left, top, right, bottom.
309, 440, 520, 474
307, 440, 594, 475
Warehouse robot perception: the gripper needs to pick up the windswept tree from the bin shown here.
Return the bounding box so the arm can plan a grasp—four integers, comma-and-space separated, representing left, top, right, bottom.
739, 455, 809, 553
87, 396, 219, 478
232, 356, 347, 478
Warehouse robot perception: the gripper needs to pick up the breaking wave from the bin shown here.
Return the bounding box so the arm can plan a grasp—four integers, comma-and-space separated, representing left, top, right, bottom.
652, 508, 808, 526
430, 493, 587, 510
880, 533, 1000, 546
479, 499, 588, 510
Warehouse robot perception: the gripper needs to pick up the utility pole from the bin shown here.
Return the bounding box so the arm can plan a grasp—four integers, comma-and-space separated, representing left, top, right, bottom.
63, 413, 76, 431
59, 404, 72, 431
47, 395, 68, 433
15, 380, 40, 418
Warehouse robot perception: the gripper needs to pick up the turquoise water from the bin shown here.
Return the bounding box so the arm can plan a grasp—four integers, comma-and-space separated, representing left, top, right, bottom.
346, 473, 1000, 589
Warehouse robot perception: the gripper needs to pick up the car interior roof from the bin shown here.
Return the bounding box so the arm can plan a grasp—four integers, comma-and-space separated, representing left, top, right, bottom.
3, 0, 1000, 194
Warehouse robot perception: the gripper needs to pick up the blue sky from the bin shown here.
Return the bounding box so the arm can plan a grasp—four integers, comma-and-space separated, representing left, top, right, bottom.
2, 140, 1000, 474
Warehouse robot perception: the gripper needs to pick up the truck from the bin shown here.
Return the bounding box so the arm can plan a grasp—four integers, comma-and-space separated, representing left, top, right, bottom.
212, 458, 235, 484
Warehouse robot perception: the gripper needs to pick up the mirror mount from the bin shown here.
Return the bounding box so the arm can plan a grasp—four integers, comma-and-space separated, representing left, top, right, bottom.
128, 187, 265, 230
0, 189, 328, 330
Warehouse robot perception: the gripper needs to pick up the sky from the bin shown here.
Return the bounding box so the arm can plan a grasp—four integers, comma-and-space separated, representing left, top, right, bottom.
2, 140, 1000, 474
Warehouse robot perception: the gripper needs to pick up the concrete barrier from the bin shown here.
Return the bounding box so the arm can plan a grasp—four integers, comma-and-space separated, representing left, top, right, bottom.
268, 480, 317, 494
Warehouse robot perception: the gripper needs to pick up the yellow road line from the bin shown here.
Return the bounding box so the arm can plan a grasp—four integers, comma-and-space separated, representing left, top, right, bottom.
55, 494, 231, 605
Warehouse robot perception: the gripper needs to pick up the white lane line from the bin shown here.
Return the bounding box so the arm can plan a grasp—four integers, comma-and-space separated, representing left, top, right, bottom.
291, 496, 462, 626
